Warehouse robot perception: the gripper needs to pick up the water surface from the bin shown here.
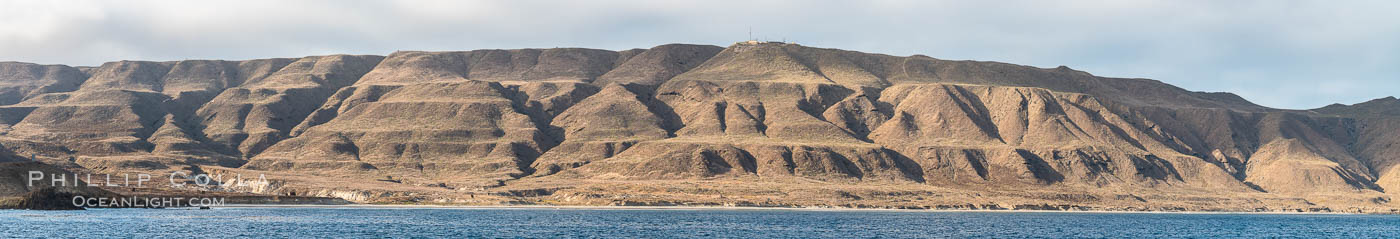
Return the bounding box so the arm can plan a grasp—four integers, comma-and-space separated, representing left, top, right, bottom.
1, 207, 1396, 238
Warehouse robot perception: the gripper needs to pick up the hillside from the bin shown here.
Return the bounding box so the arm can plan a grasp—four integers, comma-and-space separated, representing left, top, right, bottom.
0, 42, 1397, 212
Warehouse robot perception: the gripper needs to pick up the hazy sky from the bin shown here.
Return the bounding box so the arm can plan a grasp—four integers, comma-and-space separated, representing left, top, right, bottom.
2, 0, 1396, 109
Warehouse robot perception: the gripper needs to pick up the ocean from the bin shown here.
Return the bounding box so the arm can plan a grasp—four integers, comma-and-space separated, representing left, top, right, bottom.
1, 207, 1396, 238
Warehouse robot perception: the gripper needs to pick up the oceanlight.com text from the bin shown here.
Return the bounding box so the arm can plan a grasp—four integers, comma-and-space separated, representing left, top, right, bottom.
70, 196, 226, 208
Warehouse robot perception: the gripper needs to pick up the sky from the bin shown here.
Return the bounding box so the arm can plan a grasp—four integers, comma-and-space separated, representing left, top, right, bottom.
2, 0, 1396, 109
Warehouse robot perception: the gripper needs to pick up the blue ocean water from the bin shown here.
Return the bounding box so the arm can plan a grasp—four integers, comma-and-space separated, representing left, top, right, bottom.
1, 207, 1397, 238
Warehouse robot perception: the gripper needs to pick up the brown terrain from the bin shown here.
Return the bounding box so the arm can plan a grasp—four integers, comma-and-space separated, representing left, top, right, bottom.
1, 42, 1398, 213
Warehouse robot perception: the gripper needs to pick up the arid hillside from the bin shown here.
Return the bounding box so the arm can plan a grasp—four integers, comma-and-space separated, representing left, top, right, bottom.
1, 42, 1397, 212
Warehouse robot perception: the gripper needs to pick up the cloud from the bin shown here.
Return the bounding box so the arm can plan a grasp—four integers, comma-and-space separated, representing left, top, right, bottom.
1, 0, 1396, 109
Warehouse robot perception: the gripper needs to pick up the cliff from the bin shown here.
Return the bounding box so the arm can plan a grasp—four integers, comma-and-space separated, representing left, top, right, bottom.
0, 42, 1396, 212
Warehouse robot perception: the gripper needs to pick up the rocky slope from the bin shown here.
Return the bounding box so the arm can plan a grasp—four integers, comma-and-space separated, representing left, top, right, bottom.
0, 161, 127, 210
0, 42, 1397, 212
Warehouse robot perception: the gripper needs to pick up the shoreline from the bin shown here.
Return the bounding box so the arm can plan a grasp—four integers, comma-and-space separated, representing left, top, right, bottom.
202, 203, 1384, 215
